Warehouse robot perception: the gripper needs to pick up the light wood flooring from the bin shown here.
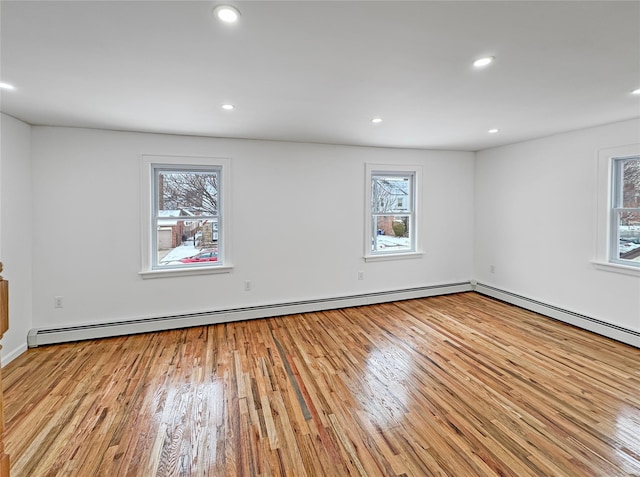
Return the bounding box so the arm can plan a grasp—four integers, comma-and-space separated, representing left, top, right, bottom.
3, 292, 640, 476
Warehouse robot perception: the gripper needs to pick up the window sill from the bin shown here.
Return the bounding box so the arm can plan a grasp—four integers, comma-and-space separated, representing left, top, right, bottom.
591, 261, 640, 277
364, 251, 424, 263
139, 265, 233, 279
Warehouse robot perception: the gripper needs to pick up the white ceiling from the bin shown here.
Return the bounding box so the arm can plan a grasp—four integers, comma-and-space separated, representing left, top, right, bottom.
1, 1, 639, 151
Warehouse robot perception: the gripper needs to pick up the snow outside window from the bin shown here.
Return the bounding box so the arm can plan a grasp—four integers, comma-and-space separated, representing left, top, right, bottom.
365, 164, 422, 261
611, 156, 640, 267
140, 155, 231, 278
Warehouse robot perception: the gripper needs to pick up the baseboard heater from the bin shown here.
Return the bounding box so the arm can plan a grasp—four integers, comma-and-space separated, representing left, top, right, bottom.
27, 282, 472, 347
28, 282, 639, 349
474, 282, 640, 348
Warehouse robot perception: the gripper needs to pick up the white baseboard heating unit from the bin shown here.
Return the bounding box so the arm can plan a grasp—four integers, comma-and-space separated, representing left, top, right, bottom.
28, 282, 639, 349
474, 282, 639, 348
28, 282, 472, 347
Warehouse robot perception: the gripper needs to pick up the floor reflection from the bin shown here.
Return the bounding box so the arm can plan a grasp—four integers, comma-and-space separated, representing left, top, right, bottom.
361, 345, 412, 428
614, 407, 640, 473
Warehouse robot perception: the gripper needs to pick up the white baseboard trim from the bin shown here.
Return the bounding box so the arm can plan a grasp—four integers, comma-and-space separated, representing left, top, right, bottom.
27, 282, 473, 347
27, 282, 639, 350
2, 343, 28, 366
474, 283, 640, 348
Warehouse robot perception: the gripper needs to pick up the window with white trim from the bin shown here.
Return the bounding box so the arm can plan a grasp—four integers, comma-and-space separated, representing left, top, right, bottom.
611, 156, 640, 267
140, 155, 231, 278
365, 164, 422, 260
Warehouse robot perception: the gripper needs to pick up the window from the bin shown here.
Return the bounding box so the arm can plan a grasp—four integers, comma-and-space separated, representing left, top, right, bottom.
365, 164, 422, 260
140, 155, 231, 278
610, 156, 640, 267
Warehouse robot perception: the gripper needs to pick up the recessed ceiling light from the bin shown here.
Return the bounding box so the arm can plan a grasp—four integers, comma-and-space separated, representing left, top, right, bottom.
632, 88, 640, 95
221, 104, 235, 110
473, 56, 495, 68
213, 5, 240, 23
371, 118, 383, 124
0, 82, 15, 90
488, 128, 499, 134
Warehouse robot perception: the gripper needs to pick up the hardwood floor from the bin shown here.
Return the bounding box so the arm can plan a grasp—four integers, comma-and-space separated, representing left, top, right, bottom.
3, 292, 639, 476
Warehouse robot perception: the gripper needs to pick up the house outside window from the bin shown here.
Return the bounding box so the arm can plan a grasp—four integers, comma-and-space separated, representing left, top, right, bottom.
140, 155, 232, 278
611, 156, 640, 267
365, 164, 422, 261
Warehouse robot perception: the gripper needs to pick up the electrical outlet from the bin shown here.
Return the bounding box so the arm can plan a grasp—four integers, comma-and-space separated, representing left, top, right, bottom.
358, 271, 364, 280
244, 280, 252, 291
54, 296, 63, 308
490, 265, 495, 274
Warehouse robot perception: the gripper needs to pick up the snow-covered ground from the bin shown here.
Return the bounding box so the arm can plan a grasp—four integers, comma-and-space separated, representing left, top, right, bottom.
374, 235, 411, 250
620, 240, 640, 262
159, 242, 200, 264
619, 225, 640, 261
158, 233, 640, 264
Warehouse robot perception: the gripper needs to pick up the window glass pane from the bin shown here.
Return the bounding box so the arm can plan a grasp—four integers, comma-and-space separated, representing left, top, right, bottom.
617, 211, 640, 263
157, 170, 219, 215
156, 218, 219, 267
372, 215, 411, 252
622, 159, 640, 208
372, 176, 411, 213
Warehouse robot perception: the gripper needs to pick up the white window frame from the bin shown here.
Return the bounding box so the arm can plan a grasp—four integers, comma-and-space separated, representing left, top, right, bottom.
610, 155, 640, 267
364, 163, 423, 262
594, 144, 640, 276
139, 154, 232, 279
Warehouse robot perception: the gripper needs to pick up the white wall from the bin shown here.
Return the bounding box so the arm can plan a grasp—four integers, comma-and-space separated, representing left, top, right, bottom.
0, 113, 33, 362
30, 127, 475, 331
475, 118, 640, 333
4, 118, 639, 357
